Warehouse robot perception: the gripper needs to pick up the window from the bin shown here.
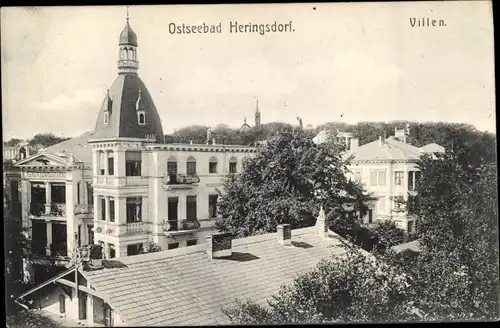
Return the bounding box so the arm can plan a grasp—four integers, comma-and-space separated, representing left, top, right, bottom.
209, 195, 218, 218
127, 244, 143, 256
229, 157, 237, 174
186, 157, 196, 176
125, 151, 142, 176
101, 198, 106, 221
109, 199, 115, 222
187, 239, 197, 247
137, 111, 145, 125
104, 112, 109, 124
77, 182, 81, 204
99, 151, 105, 176
354, 170, 361, 182
186, 195, 197, 220
168, 242, 180, 250
167, 157, 177, 175
126, 197, 142, 223
368, 209, 373, 224
370, 170, 387, 186
167, 197, 179, 231
88, 225, 94, 245
109, 244, 115, 259
394, 171, 404, 185
209, 157, 218, 174
408, 221, 415, 234
408, 171, 421, 191
87, 183, 94, 205
108, 152, 114, 176
10, 180, 19, 202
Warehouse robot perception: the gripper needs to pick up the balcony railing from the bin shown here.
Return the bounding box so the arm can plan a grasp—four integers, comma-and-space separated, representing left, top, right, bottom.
164, 219, 201, 233
164, 174, 200, 185
30, 202, 45, 217
74, 204, 94, 215
126, 222, 145, 234
50, 203, 66, 216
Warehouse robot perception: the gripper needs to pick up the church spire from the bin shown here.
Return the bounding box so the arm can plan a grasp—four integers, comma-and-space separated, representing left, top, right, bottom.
118, 6, 139, 75
254, 99, 261, 127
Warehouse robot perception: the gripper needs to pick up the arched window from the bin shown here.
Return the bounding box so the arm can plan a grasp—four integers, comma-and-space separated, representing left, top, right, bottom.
186, 156, 196, 176
98, 151, 106, 175
229, 157, 237, 174
107, 151, 114, 176
19, 147, 26, 160
209, 156, 218, 174
167, 156, 177, 176
137, 111, 145, 125
128, 48, 133, 60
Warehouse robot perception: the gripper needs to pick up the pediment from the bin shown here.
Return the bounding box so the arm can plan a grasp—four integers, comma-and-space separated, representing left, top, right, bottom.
16, 152, 71, 167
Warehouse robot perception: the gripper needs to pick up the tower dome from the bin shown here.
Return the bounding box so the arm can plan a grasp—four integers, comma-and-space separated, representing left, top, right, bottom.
119, 19, 138, 46
92, 9, 164, 143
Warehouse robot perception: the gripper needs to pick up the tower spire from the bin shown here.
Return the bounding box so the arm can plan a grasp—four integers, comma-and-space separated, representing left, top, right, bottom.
118, 6, 139, 74
254, 99, 261, 127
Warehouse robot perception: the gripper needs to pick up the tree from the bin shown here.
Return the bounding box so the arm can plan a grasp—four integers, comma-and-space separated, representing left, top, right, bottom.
29, 133, 70, 148
215, 128, 369, 238
369, 220, 406, 253
399, 147, 499, 321
4, 138, 23, 147
222, 243, 418, 324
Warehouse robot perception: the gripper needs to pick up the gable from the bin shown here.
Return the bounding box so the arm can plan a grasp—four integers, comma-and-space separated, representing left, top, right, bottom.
15, 153, 71, 167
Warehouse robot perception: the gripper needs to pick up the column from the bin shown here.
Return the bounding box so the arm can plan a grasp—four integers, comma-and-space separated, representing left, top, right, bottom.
403, 167, 409, 200
20, 180, 31, 239
104, 197, 110, 222
114, 149, 126, 177
45, 181, 52, 214
92, 149, 98, 177
94, 194, 100, 221
46, 221, 52, 256
104, 151, 109, 176
65, 181, 76, 257
103, 242, 109, 259
178, 194, 186, 220
87, 293, 94, 324
117, 245, 128, 258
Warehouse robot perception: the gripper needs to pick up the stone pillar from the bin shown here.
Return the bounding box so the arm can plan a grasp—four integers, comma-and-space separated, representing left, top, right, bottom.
315, 206, 328, 239
45, 181, 52, 215
87, 294, 94, 324
277, 224, 292, 246
103, 242, 109, 259
115, 197, 124, 225
104, 151, 109, 176
104, 197, 110, 222
114, 149, 126, 177
178, 195, 186, 220
46, 221, 52, 256
65, 181, 76, 257
92, 148, 98, 177
20, 179, 32, 238
94, 194, 101, 221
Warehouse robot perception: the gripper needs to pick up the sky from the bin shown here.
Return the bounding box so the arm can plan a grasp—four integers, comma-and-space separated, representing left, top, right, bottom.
1, 2, 496, 141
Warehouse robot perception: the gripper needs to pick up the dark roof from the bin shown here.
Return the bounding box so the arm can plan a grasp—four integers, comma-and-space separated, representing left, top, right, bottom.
82, 227, 348, 326
119, 20, 138, 46
41, 131, 95, 164
92, 74, 164, 142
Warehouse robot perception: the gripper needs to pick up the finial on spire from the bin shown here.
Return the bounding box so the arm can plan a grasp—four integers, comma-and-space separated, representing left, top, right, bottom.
244, 117, 247, 124
126, 6, 130, 21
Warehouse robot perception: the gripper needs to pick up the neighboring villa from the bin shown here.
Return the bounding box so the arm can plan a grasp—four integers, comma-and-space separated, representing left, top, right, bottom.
14, 216, 349, 327
328, 124, 445, 232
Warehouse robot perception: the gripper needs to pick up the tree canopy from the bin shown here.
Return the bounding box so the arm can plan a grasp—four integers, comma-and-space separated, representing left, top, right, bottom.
215, 128, 370, 238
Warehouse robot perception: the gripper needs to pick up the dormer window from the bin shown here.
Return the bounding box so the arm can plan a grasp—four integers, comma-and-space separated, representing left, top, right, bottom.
104, 112, 109, 124
137, 111, 145, 125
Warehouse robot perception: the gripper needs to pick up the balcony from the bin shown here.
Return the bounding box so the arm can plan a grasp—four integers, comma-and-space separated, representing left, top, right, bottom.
30, 202, 45, 217
164, 219, 201, 235
162, 174, 200, 191
74, 204, 94, 215
50, 203, 66, 216
126, 222, 145, 234
29, 202, 66, 218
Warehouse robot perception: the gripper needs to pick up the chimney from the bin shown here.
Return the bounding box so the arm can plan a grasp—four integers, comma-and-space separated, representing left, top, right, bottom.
277, 224, 292, 246
379, 134, 385, 146
206, 232, 233, 259
190, 140, 193, 145
350, 138, 359, 150
315, 206, 328, 239
212, 138, 216, 145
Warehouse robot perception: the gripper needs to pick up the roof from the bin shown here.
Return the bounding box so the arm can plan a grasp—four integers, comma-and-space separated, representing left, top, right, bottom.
92, 74, 164, 142
41, 131, 95, 164
346, 136, 423, 162
83, 227, 348, 326
419, 143, 445, 153
119, 20, 138, 46
391, 239, 421, 253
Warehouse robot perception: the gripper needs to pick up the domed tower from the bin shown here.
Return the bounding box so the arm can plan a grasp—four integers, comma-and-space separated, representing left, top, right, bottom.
92, 10, 164, 143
